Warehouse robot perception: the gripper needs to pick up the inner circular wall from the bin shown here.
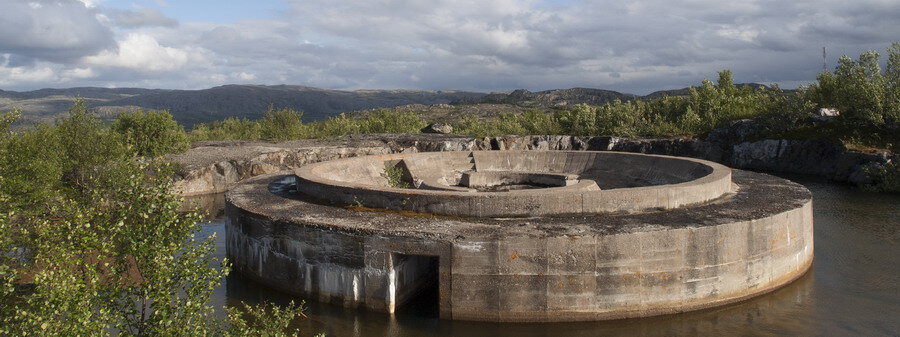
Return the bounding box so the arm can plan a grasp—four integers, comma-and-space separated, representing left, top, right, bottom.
294, 151, 733, 217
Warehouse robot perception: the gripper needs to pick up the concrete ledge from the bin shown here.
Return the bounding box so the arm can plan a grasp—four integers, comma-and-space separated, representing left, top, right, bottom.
294, 151, 733, 217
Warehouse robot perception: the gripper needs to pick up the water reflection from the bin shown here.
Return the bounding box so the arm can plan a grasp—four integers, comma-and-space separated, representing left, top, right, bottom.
185, 177, 900, 336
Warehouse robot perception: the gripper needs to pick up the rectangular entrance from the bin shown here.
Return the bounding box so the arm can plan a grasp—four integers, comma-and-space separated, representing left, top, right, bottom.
391, 253, 440, 317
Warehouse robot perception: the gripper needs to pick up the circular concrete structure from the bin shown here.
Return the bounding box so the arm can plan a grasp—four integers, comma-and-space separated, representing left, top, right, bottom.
226, 151, 813, 322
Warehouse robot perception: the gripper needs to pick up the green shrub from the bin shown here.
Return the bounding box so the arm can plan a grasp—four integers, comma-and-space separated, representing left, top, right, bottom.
555, 104, 598, 136
454, 113, 528, 137
757, 90, 816, 137
0, 101, 318, 335
807, 44, 900, 125
260, 106, 304, 141
190, 117, 261, 141
55, 99, 130, 192
360, 109, 426, 134
111, 109, 190, 157
0, 123, 64, 213
226, 301, 318, 337
382, 164, 410, 188
686, 71, 770, 130
304, 113, 363, 138
516, 109, 560, 135
862, 162, 900, 193
0, 109, 20, 132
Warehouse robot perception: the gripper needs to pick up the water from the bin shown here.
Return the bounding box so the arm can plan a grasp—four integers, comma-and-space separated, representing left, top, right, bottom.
189, 177, 900, 336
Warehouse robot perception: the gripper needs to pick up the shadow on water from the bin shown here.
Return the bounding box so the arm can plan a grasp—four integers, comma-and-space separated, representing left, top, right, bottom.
185, 176, 900, 336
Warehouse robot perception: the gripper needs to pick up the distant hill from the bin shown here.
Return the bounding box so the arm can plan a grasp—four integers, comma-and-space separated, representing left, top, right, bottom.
469, 84, 773, 108
0, 85, 486, 128
472, 88, 636, 108
0, 83, 783, 129
642, 83, 774, 100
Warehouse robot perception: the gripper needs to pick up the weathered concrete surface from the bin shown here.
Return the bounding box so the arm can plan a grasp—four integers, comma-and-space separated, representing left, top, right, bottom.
172, 134, 895, 196
294, 151, 732, 217
167, 139, 394, 196
226, 169, 813, 322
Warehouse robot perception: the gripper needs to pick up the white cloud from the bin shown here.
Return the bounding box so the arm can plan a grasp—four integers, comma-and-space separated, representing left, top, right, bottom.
0, 0, 898, 93
61, 67, 95, 79
233, 72, 256, 81
83, 33, 196, 71
0, 64, 57, 87
717, 27, 760, 43
0, 0, 115, 62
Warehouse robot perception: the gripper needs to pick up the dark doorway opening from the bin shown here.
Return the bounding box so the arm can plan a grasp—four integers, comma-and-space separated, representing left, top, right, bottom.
393, 254, 440, 318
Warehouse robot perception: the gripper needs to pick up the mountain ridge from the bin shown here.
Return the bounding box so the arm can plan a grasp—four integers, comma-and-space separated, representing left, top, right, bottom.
0, 83, 774, 128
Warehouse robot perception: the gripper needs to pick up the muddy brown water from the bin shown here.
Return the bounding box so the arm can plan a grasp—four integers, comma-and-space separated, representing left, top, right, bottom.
190, 176, 900, 336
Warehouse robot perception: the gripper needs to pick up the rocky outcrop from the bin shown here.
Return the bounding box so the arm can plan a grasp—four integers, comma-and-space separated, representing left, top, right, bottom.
170, 133, 896, 196
420, 123, 454, 134
169, 140, 393, 196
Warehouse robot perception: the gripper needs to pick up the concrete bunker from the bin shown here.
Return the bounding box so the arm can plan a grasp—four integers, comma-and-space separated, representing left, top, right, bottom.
226, 150, 813, 322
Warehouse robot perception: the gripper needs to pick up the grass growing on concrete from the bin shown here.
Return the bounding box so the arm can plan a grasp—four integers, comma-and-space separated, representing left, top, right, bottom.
382, 164, 411, 189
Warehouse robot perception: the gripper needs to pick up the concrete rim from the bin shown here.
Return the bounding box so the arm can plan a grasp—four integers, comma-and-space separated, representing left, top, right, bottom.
294, 151, 733, 217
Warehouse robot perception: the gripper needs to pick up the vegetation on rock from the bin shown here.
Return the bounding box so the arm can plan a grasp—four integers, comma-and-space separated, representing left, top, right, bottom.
382, 163, 411, 189
862, 162, 900, 193
190, 109, 427, 141
259, 106, 305, 142
111, 108, 190, 157
0, 105, 314, 335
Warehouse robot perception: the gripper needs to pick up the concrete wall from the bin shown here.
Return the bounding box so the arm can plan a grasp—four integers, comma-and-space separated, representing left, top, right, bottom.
294, 151, 733, 217
226, 170, 814, 322
226, 202, 454, 317
448, 201, 813, 321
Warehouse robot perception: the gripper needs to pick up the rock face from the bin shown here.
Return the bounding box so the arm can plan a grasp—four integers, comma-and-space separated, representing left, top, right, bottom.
705, 119, 761, 146
170, 133, 897, 196
168, 139, 394, 196
420, 123, 454, 134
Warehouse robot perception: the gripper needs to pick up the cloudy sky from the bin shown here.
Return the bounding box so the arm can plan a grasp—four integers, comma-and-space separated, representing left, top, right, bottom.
0, 0, 897, 94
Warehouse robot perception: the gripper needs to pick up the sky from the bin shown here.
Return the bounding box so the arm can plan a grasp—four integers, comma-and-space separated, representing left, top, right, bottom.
0, 0, 898, 94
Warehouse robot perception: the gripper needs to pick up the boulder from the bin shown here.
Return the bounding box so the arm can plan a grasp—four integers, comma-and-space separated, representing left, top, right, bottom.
706, 119, 761, 146
421, 123, 454, 134
817, 107, 840, 116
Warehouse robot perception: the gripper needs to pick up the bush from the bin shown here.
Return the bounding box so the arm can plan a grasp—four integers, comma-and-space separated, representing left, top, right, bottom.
0, 101, 316, 336
556, 104, 599, 136
0, 109, 20, 131
111, 109, 190, 157
359, 109, 426, 134
756, 90, 816, 137
304, 113, 363, 138
190, 117, 262, 141
0, 123, 64, 213
259, 106, 304, 141
454, 113, 527, 137
54, 99, 130, 193
807, 44, 900, 125
517, 109, 561, 135
863, 162, 900, 193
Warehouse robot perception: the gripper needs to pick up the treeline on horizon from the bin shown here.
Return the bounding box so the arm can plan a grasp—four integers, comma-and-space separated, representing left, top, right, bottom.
183, 44, 899, 149
7, 43, 900, 148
